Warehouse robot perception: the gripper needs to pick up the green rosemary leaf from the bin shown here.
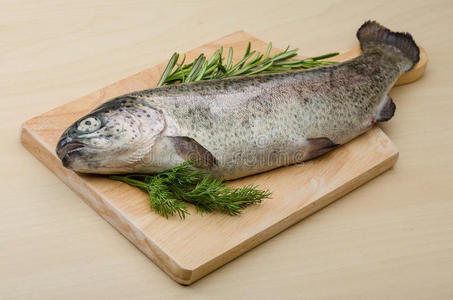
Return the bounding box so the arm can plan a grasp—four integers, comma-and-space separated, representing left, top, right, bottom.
217, 63, 227, 74
268, 49, 298, 62
239, 42, 252, 69
194, 61, 208, 81
184, 54, 205, 83
264, 42, 272, 59
157, 52, 179, 87
207, 49, 220, 66
227, 50, 257, 74
247, 61, 274, 75
226, 47, 233, 70
309, 52, 340, 60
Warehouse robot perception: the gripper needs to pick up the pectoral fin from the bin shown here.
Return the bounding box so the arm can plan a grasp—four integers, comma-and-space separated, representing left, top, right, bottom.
168, 136, 218, 169
305, 137, 339, 160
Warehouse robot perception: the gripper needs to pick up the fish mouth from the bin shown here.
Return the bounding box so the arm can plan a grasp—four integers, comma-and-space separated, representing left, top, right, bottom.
56, 138, 86, 167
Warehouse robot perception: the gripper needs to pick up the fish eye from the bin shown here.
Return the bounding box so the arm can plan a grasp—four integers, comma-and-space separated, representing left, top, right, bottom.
77, 116, 102, 133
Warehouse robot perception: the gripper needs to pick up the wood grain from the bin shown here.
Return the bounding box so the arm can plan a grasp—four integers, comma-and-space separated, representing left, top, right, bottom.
20, 31, 405, 285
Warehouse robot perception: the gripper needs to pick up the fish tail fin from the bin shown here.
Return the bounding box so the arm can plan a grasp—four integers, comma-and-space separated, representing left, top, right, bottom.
356, 20, 420, 71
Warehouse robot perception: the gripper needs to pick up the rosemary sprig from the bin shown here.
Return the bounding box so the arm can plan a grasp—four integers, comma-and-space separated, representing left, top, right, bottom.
157, 42, 338, 86
110, 162, 271, 219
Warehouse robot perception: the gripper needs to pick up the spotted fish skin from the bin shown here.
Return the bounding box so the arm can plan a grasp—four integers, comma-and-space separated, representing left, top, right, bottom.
56, 21, 419, 179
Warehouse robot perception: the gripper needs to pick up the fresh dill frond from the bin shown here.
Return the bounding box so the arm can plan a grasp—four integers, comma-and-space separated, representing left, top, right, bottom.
110, 162, 271, 219
157, 42, 338, 86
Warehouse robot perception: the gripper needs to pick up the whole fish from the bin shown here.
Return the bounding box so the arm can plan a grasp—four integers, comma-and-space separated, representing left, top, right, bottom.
56, 21, 419, 180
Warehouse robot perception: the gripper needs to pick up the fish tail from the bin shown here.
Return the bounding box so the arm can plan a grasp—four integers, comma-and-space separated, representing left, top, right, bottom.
356, 20, 420, 71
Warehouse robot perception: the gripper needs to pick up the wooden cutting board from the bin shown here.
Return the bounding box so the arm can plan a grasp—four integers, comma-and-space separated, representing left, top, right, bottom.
20, 30, 427, 285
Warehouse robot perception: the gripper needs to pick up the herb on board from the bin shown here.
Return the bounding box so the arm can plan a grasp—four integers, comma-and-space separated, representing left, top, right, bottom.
157, 42, 338, 86
110, 162, 271, 219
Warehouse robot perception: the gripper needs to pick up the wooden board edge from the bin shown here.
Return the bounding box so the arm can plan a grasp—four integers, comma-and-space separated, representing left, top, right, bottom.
186, 144, 399, 285
19, 123, 196, 284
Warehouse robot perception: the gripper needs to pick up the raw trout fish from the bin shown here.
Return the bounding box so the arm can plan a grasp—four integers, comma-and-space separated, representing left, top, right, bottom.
56, 21, 419, 180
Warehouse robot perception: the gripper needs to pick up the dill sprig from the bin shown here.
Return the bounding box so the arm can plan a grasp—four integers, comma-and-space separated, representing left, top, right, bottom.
157, 42, 338, 86
110, 162, 271, 219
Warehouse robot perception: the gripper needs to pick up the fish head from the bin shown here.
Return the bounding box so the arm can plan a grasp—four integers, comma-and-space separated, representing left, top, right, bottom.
56, 97, 165, 173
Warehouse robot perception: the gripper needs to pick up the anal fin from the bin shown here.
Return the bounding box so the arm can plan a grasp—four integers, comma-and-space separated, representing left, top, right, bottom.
305, 137, 340, 160
376, 94, 396, 122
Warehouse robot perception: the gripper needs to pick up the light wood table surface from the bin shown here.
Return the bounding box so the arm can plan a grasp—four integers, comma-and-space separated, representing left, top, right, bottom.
1, 0, 452, 298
